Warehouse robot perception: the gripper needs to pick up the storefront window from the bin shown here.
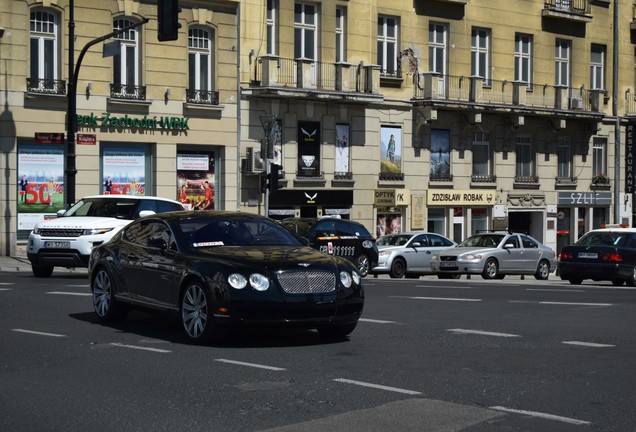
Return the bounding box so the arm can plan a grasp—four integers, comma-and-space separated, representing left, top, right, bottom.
427, 208, 446, 235
472, 208, 488, 234
593, 207, 607, 229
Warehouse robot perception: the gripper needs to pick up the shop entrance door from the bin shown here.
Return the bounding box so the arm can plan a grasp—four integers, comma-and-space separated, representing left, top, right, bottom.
300, 206, 318, 218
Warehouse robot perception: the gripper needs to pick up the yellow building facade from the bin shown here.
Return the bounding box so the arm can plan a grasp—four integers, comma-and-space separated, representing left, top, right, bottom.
2, 0, 636, 256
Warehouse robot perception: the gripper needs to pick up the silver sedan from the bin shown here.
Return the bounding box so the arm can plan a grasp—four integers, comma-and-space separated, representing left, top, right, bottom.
430, 231, 556, 280
372, 232, 456, 278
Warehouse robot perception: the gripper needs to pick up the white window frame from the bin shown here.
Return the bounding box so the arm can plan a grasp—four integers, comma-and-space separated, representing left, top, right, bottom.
555, 39, 571, 88
30, 9, 59, 83
592, 137, 606, 177
557, 137, 572, 178
113, 18, 140, 86
188, 27, 213, 91
335, 6, 346, 63
590, 44, 605, 91
471, 28, 490, 85
429, 23, 447, 97
472, 132, 491, 177
267, 0, 278, 56
515, 136, 534, 178
515, 33, 532, 88
294, 2, 317, 61
377, 16, 398, 77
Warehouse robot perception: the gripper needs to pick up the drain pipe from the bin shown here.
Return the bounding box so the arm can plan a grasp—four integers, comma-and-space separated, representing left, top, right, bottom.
613, 0, 620, 223
236, 3, 242, 211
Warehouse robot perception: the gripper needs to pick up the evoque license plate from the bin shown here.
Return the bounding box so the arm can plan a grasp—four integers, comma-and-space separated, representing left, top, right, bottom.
44, 241, 70, 248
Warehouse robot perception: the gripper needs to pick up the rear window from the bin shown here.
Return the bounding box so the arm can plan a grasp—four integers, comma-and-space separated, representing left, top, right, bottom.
575, 232, 634, 247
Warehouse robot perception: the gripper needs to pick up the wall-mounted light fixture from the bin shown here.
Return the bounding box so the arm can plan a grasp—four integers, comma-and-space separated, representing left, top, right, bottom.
86, 82, 92, 95
165, 87, 171, 101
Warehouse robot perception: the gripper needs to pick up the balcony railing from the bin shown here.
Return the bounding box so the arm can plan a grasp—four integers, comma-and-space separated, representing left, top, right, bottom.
110, 84, 146, 101
471, 174, 497, 183
334, 172, 353, 180
379, 172, 405, 181
430, 173, 454, 182
186, 89, 219, 105
414, 73, 604, 113
555, 176, 578, 186
514, 175, 540, 184
544, 0, 591, 15
254, 56, 381, 95
26, 78, 66, 95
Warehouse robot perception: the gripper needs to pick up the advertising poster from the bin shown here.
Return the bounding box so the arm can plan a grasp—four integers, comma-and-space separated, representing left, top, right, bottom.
297, 121, 321, 177
102, 147, 146, 196
176, 152, 215, 210
376, 212, 402, 237
431, 129, 451, 177
335, 124, 350, 173
380, 126, 401, 174
17, 144, 65, 230
271, 119, 283, 166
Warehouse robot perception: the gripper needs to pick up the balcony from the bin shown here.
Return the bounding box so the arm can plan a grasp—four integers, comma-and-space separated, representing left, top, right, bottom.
514, 175, 540, 189
186, 89, 219, 105
414, 73, 605, 115
248, 56, 383, 102
110, 84, 147, 101
26, 78, 66, 96
379, 172, 405, 182
471, 174, 497, 184
542, 0, 592, 23
555, 176, 578, 187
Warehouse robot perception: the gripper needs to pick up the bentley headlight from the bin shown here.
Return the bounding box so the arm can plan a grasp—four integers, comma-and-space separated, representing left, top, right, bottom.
249, 273, 270, 291
228, 273, 247, 289
351, 270, 361, 286
340, 271, 353, 288
83, 227, 114, 236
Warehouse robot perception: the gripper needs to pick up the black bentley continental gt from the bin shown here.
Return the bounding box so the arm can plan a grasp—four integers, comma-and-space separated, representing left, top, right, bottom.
88, 211, 364, 343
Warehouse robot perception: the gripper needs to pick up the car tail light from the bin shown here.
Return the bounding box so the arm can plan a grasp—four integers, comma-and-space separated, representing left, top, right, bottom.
560, 251, 573, 261
602, 252, 623, 263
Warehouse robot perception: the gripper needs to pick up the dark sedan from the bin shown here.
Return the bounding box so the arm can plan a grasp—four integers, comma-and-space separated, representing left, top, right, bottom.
88, 211, 364, 343
558, 227, 636, 285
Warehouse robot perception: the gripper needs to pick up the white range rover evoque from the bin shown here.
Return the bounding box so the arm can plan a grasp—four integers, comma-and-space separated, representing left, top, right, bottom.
27, 195, 185, 277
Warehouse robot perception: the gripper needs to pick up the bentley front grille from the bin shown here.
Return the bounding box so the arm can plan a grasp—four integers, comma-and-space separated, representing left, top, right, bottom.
277, 271, 336, 294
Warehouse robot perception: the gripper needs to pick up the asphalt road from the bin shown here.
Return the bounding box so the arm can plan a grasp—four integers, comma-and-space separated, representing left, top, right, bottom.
1, 272, 634, 432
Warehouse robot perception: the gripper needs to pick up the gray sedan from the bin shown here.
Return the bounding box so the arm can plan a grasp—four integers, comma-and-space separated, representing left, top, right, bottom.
372, 232, 456, 278
430, 231, 556, 280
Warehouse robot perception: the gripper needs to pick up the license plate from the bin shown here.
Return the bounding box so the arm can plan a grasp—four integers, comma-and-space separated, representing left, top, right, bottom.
44, 241, 70, 248
577, 252, 598, 259
439, 261, 457, 268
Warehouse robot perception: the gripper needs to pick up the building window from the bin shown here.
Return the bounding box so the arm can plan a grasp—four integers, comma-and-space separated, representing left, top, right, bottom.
471, 28, 490, 85
472, 132, 491, 177
592, 137, 607, 178
429, 23, 447, 96
514, 34, 532, 88
590, 44, 605, 91
377, 16, 398, 77
557, 137, 572, 178
555, 39, 570, 87
29, 9, 60, 93
267, 0, 278, 55
188, 27, 216, 103
294, 3, 317, 60
515, 136, 534, 178
113, 18, 141, 97
335, 6, 346, 63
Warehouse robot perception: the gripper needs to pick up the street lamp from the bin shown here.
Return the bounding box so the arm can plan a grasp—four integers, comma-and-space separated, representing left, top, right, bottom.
259, 115, 277, 217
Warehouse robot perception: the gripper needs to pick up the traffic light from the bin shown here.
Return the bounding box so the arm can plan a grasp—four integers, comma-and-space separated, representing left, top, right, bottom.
157, 0, 181, 42
268, 164, 282, 193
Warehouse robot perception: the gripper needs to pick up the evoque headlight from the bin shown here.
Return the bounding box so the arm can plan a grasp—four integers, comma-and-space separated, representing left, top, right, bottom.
83, 227, 114, 236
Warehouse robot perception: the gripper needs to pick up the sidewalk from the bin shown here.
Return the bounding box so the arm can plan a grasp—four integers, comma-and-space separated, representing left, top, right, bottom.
0, 244, 87, 274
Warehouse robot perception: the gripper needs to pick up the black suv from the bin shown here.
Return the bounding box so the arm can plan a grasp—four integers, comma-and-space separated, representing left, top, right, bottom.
281, 217, 379, 277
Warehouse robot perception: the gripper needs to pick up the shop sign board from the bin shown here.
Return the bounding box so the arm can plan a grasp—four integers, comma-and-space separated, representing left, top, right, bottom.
627, 123, 635, 194
34, 133, 64, 144
426, 189, 496, 206
557, 192, 611, 206
374, 189, 410, 206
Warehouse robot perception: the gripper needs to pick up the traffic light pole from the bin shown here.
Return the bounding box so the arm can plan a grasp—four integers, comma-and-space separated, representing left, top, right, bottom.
65, 14, 149, 207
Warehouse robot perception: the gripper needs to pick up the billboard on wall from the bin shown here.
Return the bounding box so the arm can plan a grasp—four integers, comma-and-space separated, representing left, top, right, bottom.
17, 144, 65, 231
297, 121, 321, 177
176, 152, 216, 210
380, 126, 401, 174
102, 147, 146, 196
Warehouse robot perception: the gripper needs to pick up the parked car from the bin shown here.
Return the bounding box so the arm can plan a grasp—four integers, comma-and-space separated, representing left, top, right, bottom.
430, 231, 556, 280
558, 226, 636, 285
88, 211, 364, 343
27, 195, 185, 277
372, 231, 457, 278
280, 217, 378, 277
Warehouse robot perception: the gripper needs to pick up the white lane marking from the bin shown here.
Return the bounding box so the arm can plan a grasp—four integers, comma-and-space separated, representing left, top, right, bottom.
540, 301, 612, 306
110, 343, 171, 353
391, 296, 481, 302
489, 406, 591, 426
66, 284, 90, 288
12, 329, 66, 338
359, 318, 396, 324
334, 378, 422, 395
0, 282, 15, 285
526, 288, 584, 292
47, 291, 91, 297
214, 358, 286, 371
447, 329, 521, 338
563, 341, 615, 348
416, 285, 473, 289
0, 288, 12, 291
